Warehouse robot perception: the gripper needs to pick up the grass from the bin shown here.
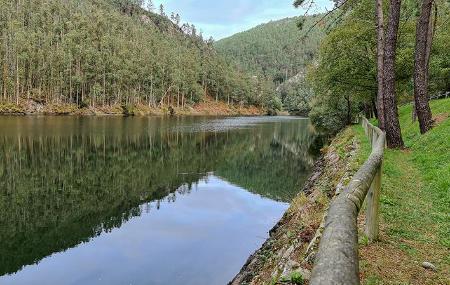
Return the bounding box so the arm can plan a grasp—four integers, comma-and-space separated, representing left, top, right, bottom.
354, 98, 450, 285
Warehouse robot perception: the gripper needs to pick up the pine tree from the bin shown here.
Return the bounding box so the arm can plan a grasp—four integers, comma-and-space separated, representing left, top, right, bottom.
413, 0, 435, 134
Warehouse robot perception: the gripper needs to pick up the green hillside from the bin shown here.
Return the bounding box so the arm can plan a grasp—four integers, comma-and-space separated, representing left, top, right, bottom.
0, 0, 277, 112
215, 15, 326, 114
215, 15, 325, 83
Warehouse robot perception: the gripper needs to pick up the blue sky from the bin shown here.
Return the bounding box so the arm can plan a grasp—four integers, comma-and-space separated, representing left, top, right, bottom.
151, 0, 334, 40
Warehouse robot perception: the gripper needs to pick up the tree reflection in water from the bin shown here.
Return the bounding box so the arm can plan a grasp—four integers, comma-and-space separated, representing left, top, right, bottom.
0, 116, 319, 278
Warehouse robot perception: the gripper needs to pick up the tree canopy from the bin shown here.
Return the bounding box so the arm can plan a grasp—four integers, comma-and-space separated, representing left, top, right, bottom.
306, 0, 450, 134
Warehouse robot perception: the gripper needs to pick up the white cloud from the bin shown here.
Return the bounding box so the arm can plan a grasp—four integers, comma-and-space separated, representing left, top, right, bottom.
151, 0, 334, 39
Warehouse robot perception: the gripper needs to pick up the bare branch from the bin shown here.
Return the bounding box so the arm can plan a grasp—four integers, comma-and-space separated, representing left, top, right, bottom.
296, 0, 351, 39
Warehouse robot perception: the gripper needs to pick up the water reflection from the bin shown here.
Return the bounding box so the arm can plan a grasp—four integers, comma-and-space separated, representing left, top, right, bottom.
0, 116, 318, 284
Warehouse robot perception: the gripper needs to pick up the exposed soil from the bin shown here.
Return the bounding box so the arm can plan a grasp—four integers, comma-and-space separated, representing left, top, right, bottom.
433, 112, 449, 125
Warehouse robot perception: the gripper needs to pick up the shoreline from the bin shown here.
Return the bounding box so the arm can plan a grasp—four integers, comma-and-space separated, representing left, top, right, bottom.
229, 156, 327, 285
231, 99, 450, 285
230, 127, 361, 285
0, 99, 268, 117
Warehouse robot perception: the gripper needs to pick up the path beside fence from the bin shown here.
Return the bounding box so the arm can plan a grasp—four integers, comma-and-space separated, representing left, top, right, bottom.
309, 118, 385, 285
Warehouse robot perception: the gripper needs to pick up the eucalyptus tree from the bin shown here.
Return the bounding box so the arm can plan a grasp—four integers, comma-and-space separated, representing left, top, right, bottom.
375, 0, 385, 130
382, 0, 404, 148
413, 0, 436, 134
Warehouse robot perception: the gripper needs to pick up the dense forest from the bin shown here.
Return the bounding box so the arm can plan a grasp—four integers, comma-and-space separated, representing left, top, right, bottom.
216, 16, 326, 115
0, 1, 448, 283
0, 0, 279, 114
215, 16, 325, 82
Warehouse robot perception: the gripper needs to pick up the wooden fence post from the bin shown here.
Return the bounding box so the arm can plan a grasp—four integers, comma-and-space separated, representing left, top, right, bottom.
365, 163, 382, 242
372, 128, 378, 146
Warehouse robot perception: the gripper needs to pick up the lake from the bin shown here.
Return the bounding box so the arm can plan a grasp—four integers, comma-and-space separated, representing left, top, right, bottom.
0, 116, 318, 285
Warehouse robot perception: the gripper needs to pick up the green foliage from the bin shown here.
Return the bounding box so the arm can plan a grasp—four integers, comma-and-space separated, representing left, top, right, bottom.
364, 276, 383, 285
290, 271, 305, 284
429, 9, 450, 95
0, 102, 24, 114
308, 0, 450, 134
216, 16, 324, 81
277, 74, 312, 115
0, 0, 274, 109
121, 104, 136, 116
308, 93, 354, 134
307, 1, 376, 133
280, 271, 304, 284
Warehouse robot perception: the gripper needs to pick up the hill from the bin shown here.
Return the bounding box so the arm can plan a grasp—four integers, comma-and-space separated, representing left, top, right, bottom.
0, 0, 277, 114
215, 15, 325, 83
215, 15, 326, 114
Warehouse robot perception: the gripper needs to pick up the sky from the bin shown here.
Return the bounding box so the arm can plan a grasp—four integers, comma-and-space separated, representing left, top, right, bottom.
151, 0, 335, 40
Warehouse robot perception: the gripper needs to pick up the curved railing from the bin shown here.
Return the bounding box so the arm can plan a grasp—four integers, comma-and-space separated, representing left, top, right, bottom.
310, 117, 385, 285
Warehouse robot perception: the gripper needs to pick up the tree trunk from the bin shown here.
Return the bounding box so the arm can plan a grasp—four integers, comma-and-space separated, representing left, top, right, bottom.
413, 0, 434, 134
412, 102, 418, 122
346, 95, 352, 125
383, 0, 404, 148
425, 4, 437, 69
376, 0, 386, 130
365, 104, 372, 119
16, 55, 19, 105
372, 98, 378, 119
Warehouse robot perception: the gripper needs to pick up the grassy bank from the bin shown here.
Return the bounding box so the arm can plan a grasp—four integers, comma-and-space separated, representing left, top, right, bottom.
355, 98, 450, 284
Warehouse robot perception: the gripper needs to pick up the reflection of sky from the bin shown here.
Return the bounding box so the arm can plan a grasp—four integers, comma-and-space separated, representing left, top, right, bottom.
152, 0, 334, 39
1, 176, 288, 285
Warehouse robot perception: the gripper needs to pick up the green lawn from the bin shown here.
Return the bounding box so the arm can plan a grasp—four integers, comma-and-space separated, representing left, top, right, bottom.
354, 98, 450, 285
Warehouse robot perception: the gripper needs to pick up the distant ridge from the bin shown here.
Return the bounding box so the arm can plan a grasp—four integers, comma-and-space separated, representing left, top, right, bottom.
215, 15, 326, 83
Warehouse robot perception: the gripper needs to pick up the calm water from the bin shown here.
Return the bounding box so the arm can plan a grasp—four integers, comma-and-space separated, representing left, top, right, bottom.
0, 116, 318, 285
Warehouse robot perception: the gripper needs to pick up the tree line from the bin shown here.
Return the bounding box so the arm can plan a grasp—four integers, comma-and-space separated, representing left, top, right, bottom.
0, 0, 279, 111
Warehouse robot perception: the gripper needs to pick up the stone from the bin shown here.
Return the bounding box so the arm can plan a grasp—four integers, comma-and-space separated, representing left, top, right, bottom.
140, 15, 151, 24
281, 245, 295, 260
296, 268, 311, 280
422, 262, 437, 271
328, 153, 340, 164
305, 251, 316, 264
285, 259, 301, 269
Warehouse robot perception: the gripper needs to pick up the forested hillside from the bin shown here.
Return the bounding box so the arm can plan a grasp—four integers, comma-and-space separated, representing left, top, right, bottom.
216, 15, 324, 82
215, 15, 326, 114
0, 0, 278, 114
